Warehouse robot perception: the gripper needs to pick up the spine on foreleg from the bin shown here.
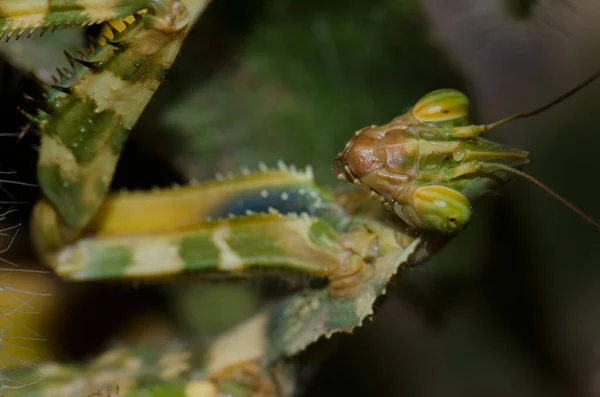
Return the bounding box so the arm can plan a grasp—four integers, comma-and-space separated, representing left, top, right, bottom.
85, 167, 343, 234
0, 0, 150, 37
32, 1, 190, 229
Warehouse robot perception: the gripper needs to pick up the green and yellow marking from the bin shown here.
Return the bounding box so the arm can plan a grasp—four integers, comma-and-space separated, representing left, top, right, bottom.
0, 0, 150, 33
30, 1, 190, 229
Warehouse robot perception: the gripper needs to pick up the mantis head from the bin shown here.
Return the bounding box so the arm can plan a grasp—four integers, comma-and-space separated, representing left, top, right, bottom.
335, 75, 600, 233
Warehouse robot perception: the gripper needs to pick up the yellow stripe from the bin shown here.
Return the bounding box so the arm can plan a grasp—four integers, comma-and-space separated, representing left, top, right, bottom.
87, 170, 314, 235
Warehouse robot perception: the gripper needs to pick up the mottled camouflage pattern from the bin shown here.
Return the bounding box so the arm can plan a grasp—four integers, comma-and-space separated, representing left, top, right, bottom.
344, 110, 530, 202
6, 0, 208, 233
34, 1, 190, 230
33, 161, 429, 350
0, 0, 151, 37
31, 167, 348, 277
2, 312, 296, 397
51, 211, 342, 280
10, 170, 426, 395
31, 163, 426, 298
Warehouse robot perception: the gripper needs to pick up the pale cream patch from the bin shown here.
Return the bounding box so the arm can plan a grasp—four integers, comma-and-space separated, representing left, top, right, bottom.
124, 237, 185, 276
94, 346, 130, 366
76, 70, 156, 129
182, 0, 212, 29
206, 312, 267, 375
37, 112, 120, 205
39, 129, 121, 227
55, 244, 88, 278
0, 0, 48, 29
77, 0, 125, 22
212, 225, 245, 270
159, 350, 191, 380
81, 149, 119, 212
75, 29, 184, 128
131, 28, 185, 69
185, 381, 218, 397
38, 135, 78, 178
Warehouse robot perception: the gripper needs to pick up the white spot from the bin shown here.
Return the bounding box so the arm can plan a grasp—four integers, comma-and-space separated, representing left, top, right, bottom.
434, 199, 447, 208
260, 190, 269, 198
215, 173, 224, 181
277, 160, 287, 170
258, 162, 268, 171
281, 192, 289, 201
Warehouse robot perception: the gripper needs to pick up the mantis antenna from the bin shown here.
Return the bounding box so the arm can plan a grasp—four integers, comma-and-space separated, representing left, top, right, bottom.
483, 68, 600, 131
473, 70, 600, 230
480, 162, 600, 231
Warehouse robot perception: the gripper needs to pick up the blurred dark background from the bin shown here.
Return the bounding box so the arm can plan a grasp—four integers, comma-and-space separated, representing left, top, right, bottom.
0, 0, 599, 396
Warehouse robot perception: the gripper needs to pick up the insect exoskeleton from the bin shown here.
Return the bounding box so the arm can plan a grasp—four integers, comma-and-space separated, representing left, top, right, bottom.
411, 88, 471, 123
334, 89, 530, 234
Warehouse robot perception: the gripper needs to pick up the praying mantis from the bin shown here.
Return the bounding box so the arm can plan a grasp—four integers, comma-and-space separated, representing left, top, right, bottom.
0, 0, 598, 396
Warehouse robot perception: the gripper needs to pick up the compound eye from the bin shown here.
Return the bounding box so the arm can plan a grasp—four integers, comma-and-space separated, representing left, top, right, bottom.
412, 185, 472, 233
412, 89, 470, 123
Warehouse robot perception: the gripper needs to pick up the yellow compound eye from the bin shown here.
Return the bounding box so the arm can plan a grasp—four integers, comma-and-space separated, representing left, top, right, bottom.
412, 89, 470, 122
412, 185, 472, 233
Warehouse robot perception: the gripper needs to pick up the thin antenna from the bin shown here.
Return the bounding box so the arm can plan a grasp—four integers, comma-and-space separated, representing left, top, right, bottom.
480, 162, 600, 230
484, 69, 600, 131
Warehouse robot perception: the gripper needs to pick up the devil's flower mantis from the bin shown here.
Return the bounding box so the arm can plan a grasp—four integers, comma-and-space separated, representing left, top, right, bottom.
0, 0, 598, 395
